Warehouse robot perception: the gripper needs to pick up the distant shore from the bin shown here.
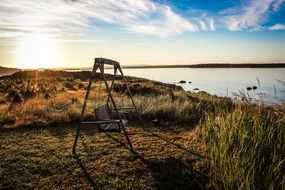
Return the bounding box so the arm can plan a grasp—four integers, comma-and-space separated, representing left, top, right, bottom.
0, 66, 19, 76
121, 63, 285, 69
62, 63, 285, 71
1, 63, 285, 74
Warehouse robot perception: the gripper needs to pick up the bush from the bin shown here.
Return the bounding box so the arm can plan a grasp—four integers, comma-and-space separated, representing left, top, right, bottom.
20, 87, 37, 99
0, 99, 6, 104
78, 83, 85, 89
44, 92, 51, 99
0, 116, 15, 126
0, 83, 12, 92
64, 82, 77, 90
7, 89, 23, 103
113, 83, 161, 96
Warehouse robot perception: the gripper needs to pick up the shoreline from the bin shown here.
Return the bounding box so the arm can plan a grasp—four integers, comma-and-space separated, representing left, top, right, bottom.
1, 63, 285, 72
121, 63, 285, 69
62, 63, 285, 71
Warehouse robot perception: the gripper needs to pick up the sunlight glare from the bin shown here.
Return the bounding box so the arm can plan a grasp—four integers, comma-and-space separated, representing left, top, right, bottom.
15, 35, 62, 69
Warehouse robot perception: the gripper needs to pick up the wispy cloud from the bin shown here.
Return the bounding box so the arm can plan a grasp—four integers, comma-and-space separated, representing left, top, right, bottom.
194, 18, 215, 31
268, 23, 285, 30
125, 6, 199, 37
58, 39, 105, 43
0, 0, 87, 38
0, 0, 201, 38
273, 0, 285, 11
0, 0, 284, 39
221, 0, 285, 31
209, 18, 215, 31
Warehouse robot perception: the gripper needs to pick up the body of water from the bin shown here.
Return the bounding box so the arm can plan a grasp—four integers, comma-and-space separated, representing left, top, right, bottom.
119, 68, 285, 104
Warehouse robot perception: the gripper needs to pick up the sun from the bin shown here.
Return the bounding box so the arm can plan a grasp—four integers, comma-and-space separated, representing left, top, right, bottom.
15, 35, 62, 69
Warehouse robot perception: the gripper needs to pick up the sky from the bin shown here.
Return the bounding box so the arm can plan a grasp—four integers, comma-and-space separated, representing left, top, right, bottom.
0, 0, 285, 69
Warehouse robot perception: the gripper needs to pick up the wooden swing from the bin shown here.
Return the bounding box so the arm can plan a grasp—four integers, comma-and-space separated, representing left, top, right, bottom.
72, 58, 141, 153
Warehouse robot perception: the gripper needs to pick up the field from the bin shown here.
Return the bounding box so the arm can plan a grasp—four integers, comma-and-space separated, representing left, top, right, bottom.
0, 70, 284, 189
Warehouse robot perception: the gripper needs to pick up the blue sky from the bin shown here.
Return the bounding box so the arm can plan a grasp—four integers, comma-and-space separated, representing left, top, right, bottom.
0, 0, 285, 68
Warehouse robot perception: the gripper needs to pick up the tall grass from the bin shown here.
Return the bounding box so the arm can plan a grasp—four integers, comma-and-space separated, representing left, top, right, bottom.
201, 103, 285, 189
114, 90, 233, 127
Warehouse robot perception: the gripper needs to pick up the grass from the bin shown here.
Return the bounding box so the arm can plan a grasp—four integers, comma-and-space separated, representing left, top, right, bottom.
0, 125, 207, 189
0, 70, 284, 189
201, 103, 285, 189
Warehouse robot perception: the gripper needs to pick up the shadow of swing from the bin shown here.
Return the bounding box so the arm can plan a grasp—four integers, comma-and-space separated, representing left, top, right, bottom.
72, 129, 208, 190
142, 128, 206, 159
72, 152, 99, 190
104, 132, 209, 190
138, 156, 208, 190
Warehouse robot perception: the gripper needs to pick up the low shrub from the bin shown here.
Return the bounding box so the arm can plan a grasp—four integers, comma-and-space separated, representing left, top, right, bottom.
113, 83, 162, 96
7, 89, 23, 104
64, 82, 77, 90
0, 116, 15, 126
20, 87, 37, 99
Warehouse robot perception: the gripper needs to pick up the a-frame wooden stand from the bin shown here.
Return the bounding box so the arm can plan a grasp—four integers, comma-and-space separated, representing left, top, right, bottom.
72, 58, 141, 154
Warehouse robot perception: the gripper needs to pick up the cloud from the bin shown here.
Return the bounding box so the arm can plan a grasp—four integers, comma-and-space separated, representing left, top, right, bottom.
198, 20, 207, 31
194, 18, 215, 31
268, 23, 285, 30
272, 0, 285, 11
209, 18, 215, 31
0, 0, 88, 39
0, 0, 283, 39
0, 0, 201, 38
125, 6, 198, 37
221, 0, 285, 31
58, 39, 105, 43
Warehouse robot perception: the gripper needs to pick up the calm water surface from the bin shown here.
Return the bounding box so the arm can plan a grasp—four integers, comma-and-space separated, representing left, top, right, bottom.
119, 68, 285, 104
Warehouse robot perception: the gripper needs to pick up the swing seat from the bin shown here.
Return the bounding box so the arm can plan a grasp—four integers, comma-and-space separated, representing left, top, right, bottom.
95, 104, 127, 132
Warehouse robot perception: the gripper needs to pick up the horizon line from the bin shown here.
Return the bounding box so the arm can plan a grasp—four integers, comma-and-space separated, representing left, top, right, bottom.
2, 63, 285, 70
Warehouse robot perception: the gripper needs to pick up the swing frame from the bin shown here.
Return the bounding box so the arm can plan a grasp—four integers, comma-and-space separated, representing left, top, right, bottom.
72, 58, 141, 153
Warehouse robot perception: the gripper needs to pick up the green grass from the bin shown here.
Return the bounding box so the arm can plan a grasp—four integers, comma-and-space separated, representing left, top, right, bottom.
201, 103, 285, 189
